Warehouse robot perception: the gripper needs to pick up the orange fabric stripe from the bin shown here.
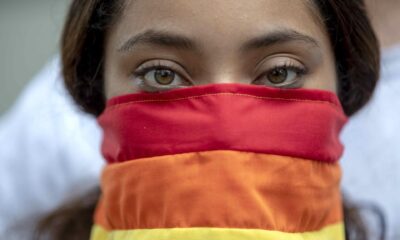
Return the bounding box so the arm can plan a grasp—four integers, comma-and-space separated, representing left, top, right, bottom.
95, 150, 342, 233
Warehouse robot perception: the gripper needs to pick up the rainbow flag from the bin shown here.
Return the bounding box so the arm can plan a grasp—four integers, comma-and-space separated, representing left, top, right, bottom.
91, 84, 347, 240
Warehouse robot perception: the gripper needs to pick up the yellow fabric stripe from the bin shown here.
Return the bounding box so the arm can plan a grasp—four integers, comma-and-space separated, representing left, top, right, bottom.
90, 223, 345, 240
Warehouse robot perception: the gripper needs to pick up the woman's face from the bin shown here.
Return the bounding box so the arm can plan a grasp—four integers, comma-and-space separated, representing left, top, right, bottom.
104, 0, 337, 99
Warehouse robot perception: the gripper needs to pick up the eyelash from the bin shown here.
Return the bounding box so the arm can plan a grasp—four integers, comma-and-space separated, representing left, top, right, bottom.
134, 66, 180, 79
133, 62, 308, 86
268, 62, 307, 76
259, 62, 308, 83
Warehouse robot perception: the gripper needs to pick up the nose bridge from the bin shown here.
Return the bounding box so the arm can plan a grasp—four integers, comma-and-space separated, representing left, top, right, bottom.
197, 26, 250, 85
204, 62, 248, 85
212, 73, 241, 84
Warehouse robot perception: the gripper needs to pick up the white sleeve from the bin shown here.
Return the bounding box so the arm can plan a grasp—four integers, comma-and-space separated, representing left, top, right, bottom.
341, 46, 400, 240
0, 56, 104, 234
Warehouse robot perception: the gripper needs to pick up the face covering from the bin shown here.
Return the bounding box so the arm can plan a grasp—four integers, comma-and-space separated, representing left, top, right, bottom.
91, 83, 348, 240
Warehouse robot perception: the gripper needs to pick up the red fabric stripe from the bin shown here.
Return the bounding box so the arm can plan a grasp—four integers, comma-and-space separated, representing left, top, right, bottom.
106, 83, 342, 107
98, 83, 347, 163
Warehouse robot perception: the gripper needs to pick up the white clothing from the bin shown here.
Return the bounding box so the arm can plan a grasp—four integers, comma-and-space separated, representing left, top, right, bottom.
1, 48, 400, 238
0, 58, 104, 235
341, 45, 400, 239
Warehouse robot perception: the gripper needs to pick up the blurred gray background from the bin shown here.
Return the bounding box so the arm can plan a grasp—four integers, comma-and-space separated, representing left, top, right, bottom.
0, 0, 69, 115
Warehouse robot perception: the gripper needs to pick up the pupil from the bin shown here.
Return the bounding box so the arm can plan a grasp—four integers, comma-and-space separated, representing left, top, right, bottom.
155, 69, 175, 85
268, 68, 288, 84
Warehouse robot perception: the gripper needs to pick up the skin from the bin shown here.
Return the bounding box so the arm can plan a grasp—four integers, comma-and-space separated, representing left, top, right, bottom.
104, 0, 338, 99
365, 0, 400, 48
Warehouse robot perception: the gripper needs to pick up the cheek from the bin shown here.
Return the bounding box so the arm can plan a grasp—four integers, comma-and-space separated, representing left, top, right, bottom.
104, 60, 119, 100
105, 78, 141, 100
303, 68, 338, 94
303, 47, 338, 94
103, 61, 134, 100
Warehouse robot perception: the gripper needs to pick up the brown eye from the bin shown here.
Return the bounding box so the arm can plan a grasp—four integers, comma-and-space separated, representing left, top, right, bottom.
138, 66, 190, 92
143, 68, 181, 86
267, 68, 289, 84
263, 66, 302, 87
154, 69, 175, 85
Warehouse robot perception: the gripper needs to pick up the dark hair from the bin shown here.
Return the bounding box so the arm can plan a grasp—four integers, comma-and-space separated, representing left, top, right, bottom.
313, 0, 380, 115
36, 0, 383, 239
62, 0, 380, 117
61, 0, 123, 116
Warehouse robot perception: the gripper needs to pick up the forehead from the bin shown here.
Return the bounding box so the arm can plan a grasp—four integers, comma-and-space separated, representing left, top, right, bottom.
110, 0, 326, 48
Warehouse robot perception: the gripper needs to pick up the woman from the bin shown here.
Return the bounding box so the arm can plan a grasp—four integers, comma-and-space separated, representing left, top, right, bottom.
36, 0, 381, 239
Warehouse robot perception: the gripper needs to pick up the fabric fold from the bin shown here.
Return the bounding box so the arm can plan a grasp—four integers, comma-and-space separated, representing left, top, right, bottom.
92, 83, 348, 240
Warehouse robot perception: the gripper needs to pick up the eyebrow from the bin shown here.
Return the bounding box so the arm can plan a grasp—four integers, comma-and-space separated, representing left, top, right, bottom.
240, 29, 319, 52
118, 30, 196, 52
118, 28, 320, 53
